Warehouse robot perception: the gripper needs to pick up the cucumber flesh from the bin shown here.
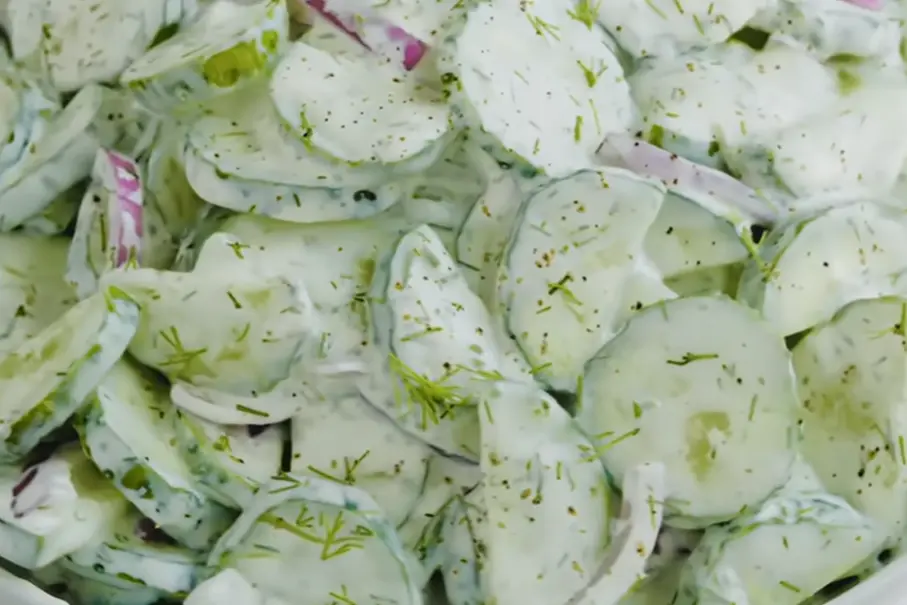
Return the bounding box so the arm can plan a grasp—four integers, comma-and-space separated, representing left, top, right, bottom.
290, 393, 431, 527
0, 567, 67, 605
184, 569, 264, 605
577, 296, 800, 527
675, 490, 884, 605
101, 262, 313, 395
367, 224, 527, 460
64, 507, 205, 596
792, 296, 907, 538
173, 409, 284, 508
270, 40, 451, 165
437, 0, 634, 177
0, 234, 74, 355
475, 380, 613, 605
208, 475, 422, 605
0, 288, 139, 461
120, 0, 289, 110
737, 201, 907, 337
498, 168, 666, 391
80, 359, 236, 549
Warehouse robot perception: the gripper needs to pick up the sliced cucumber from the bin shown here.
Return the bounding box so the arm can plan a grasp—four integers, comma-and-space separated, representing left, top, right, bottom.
472, 380, 613, 605
0, 287, 138, 461
0, 234, 75, 354
750, 0, 902, 61
367, 224, 527, 460
0, 444, 127, 569
101, 260, 313, 396
497, 168, 666, 392
0, 83, 103, 230
173, 408, 284, 508
675, 490, 883, 605
438, 491, 484, 605
454, 146, 526, 306
80, 359, 236, 548
643, 193, 748, 280
10, 0, 184, 93
18, 181, 82, 236
143, 121, 207, 240
725, 84, 907, 200
208, 475, 422, 605
595, 0, 770, 59
0, 567, 67, 605
401, 137, 486, 232
64, 507, 205, 597
571, 462, 666, 605
290, 393, 431, 527
184, 569, 263, 605
53, 560, 166, 605
397, 453, 481, 559
0, 58, 58, 181
185, 85, 408, 223
665, 263, 743, 298
437, 0, 634, 177
121, 0, 289, 110
737, 201, 907, 337
269, 39, 451, 166
577, 296, 800, 527
792, 296, 907, 538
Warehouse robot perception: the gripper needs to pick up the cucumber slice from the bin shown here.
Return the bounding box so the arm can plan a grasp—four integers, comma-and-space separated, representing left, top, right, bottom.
0, 83, 103, 230
9, 0, 183, 93
64, 507, 205, 596
472, 380, 613, 605
121, 0, 289, 111
643, 193, 748, 280
143, 121, 207, 240
184, 569, 263, 605
595, 0, 770, 60
208, 475, 422, 605
401, 137, 486, 232
675, 490, 883, 605
68, 148, 175, 300
437, 0, 634, 177
576, 296, 800, 527
18, 185, 80, 236
725, 84, 907, 200
438, 491, 484, 605
0, 234, 75, 355
497, 168, 666, 392
571, 462, 666, 605
53, 560, 167, 605
101, 260, 313, 396
184, 85, 408, 223
0, 567, 67, 605
737, 201, 907, 337
0, 287, 139, 461
397, 453, 481, 558
792, 296, 907, 537
269, 40, 451, 166
173, 409, 284, 508
749, 0, 902, 61
454, 146, 525, 306
80, 359, 236, 548
290, 393, 431, 527
665, 263, 743, 298
367, 224, 528, 460
0, 444, 127, 569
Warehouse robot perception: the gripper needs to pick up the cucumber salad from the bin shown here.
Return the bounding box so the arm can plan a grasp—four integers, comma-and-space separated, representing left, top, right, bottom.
2, 0, 907, 604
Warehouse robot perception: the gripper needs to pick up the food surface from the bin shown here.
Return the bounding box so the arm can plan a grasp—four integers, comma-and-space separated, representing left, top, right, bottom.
0, 0, 906, 604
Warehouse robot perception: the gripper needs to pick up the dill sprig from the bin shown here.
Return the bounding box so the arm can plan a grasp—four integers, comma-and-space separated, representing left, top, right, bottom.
388, 354, 474, 429
567, 0, 601, 29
